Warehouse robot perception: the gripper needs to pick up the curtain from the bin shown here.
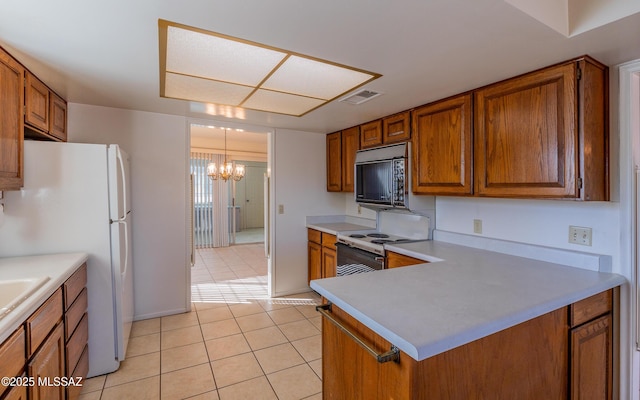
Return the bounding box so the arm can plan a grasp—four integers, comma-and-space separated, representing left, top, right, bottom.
190, 152, 229, 248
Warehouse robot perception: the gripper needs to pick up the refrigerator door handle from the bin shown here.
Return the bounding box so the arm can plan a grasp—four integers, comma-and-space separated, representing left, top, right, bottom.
117, 219, 130, 278
116, 147, 128, 221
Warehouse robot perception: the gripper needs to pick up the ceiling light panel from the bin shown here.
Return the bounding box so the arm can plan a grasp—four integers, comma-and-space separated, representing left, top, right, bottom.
159, 19, 382, 116
262, 56, 377, 100
164, 73, 253, 105
242, 89, 325, 116
166, 26, 286, 86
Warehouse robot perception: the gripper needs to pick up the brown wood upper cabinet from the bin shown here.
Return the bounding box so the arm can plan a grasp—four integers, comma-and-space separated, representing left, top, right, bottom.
383, 111, 411, 144
474, 57, 608, 200
25, 71, 68, 142
360, 119, 383, 149
326, 127, 360, 193
326, 131, 342, 192
341, 126, 360, 192
412, 93, 473, 195
0, 47, 25, 191
25, 71, 50, 133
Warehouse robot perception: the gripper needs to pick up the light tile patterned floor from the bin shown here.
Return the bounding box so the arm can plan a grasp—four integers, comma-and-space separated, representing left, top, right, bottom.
79, 244, 323, 400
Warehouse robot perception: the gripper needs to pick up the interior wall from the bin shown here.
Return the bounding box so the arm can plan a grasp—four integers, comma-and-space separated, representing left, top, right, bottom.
272, 128, 345, 296
68, 103, 189, 320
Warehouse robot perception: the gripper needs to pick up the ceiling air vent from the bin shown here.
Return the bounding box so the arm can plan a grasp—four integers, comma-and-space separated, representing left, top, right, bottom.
339, 89, 382, 105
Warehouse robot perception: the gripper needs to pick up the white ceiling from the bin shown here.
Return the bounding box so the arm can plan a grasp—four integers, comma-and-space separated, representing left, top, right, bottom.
1, 0, 639, 136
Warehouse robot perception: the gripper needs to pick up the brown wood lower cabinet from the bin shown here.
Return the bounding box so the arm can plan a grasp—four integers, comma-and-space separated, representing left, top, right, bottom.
28, 323, 65, 400
0, 262, 88, 400
385, 251, 426, 269
321, 288, 616, 399
308, 228, 338, 284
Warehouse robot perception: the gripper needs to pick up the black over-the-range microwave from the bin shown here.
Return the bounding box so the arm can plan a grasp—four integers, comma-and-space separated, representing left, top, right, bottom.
354, 142, 409, 210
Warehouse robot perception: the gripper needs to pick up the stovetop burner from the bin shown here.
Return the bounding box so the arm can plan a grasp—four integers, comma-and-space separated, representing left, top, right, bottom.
349, 234, 366, 238
366, 233, 389, 238
371, 239, 393, 244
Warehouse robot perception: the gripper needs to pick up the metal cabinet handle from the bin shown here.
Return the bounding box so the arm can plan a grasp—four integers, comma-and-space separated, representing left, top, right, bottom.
316, 304, 400, 363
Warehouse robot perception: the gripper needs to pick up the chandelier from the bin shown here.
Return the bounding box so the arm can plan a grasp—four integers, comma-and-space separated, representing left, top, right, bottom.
207, 129, 245, 181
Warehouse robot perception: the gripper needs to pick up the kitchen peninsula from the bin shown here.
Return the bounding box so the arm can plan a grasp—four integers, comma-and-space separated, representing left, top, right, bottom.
311, 238, 625, 399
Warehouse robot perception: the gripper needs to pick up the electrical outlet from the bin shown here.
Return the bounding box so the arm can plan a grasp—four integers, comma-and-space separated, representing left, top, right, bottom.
278, 204, 284, 214
569, 226, 592, 246
473, 219, 482, 234
357, 205, 362, 214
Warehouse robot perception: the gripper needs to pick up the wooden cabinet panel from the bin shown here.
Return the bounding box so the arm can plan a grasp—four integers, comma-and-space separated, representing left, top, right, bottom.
413, 94, 473, 195
322, 246, 337, 279
570, 314, 612, 400
66, 313, 88, 376
322, 304, 569, 400
474, 57, 608, 200
63, 263, 87, 310
326, 132, 342, 192
0, 47, 25, 191
3, 384, 27, 400
360, 120, 383, 149
0, 328, 26, 398
28, 323, 65, 400
26, 288, 63, 357
383, 111, 411, 144
386, 251, 426, 269
67, 346, 88, 400
25, 71, 50, 132
308, 229, 338, 283
570, 289, 612, 327
49, 91, 67, 141
341, 126, 360, 192
65, 288, 87, 341
308, 240, 322, 285
307, 228, 321, 244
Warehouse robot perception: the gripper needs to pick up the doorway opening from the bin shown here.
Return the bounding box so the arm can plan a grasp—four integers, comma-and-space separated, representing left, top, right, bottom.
189, 123, 269, 248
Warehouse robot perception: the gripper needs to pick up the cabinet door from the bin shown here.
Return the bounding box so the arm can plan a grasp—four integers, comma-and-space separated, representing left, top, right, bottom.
341, 126, 360, 192
49, 92, 67, 141
570, 314, 613, 400
326, 132, 342, 192
25, 71, 50, 133
413, 94, 473, 195
386, 251, 426, 269
322, 246, 337, 278
28, 323, 65, 400
360, 120, 383, 149
474, 63, 578, 198
383, 111, 411, 144
308, 241, 322, 285
0, 47, 25, 190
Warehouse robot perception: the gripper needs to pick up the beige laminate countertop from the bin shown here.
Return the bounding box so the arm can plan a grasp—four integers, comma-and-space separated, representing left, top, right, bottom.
0, 253, 89, 344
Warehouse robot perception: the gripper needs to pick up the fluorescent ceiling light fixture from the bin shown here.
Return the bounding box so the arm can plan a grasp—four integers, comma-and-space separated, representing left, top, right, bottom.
158, 19, 381, 117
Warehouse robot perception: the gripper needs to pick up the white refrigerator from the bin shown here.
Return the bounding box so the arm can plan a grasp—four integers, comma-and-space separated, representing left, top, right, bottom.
0, 140, 134, 378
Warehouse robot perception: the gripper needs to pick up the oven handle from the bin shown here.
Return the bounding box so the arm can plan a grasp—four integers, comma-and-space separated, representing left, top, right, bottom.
316, 303, 400, 363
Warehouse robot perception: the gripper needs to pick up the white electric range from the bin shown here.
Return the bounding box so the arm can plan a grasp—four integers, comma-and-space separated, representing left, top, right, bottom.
335, 212, 430, 274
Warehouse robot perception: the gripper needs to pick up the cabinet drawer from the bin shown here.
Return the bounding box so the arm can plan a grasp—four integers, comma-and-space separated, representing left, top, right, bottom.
321, 232, 337, 249
26, 288, 63, 357
66, 345, 88, 400
308, 228, 321, 244
64, 263, 87, 310
65, 288, 87, 341
570, 289, 612, 327
66, 313, 88, 376
0, 328, 26, 398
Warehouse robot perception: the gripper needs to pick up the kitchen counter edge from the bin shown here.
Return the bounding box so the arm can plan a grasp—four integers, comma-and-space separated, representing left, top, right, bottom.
0, 253, 89, 344
310, 241, 625, 362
